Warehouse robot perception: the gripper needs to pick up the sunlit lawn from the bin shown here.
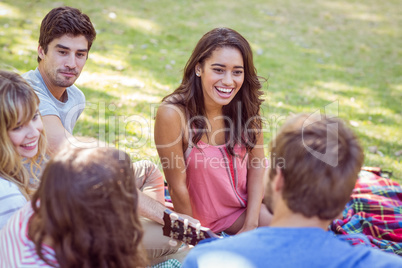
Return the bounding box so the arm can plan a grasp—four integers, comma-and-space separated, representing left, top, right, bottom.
0, 0, 401, 181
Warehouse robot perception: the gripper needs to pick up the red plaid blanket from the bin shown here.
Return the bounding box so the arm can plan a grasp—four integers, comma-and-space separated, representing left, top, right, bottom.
330, 170, 402, 255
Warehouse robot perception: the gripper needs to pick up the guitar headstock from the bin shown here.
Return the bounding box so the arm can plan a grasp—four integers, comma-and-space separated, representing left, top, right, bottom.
162, 209, 220, 246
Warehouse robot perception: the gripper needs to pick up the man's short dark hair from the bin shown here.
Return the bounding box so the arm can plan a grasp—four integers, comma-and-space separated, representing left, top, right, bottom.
38, 6, 96, 63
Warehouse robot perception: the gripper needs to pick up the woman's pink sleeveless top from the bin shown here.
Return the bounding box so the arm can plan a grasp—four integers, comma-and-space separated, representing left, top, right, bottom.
184, 141, 248, 232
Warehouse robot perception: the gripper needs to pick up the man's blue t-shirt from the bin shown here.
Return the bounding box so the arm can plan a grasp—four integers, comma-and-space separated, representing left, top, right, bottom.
182, 227, 402, 268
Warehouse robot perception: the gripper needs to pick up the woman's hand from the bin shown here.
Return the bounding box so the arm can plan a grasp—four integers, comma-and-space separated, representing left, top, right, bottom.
236, 222, 258, 234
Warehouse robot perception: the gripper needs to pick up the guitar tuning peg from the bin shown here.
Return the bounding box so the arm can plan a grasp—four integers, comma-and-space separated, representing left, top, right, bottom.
183, 219, 189, 235
170, 213, 179, 223
169, 239, 178, 247
169, 213, 179, 221
169, 230, 178, 247
196, 223, 201, 239
169, 213, 179, 247
170, 213, 179, 228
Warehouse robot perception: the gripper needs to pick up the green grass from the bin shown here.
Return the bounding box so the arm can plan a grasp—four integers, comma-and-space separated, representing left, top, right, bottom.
0, 0, 401, 181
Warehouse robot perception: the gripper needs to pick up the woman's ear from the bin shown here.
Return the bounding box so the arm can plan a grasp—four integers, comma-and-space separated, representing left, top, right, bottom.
195, 63, 201, 77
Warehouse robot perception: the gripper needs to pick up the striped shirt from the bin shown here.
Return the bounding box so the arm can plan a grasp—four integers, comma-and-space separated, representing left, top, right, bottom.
0, 203, 57, 267
0, 178, 27, 229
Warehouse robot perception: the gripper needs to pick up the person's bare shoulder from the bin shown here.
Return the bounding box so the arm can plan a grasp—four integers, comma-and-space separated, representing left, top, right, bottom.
158, 95, 187, 124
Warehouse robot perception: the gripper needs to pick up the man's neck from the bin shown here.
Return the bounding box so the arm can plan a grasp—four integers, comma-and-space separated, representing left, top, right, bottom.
270, 200, 331, 230
38, 65, 67, 101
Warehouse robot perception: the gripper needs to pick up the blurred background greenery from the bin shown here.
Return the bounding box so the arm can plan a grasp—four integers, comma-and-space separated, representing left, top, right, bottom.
0, 0, 401, 181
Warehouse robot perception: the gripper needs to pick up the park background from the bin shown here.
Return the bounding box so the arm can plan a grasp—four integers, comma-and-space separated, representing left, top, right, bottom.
0, 0, 401, 181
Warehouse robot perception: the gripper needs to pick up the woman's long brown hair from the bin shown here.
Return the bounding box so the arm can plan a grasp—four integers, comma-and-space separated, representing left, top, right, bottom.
28, 146, 147, 268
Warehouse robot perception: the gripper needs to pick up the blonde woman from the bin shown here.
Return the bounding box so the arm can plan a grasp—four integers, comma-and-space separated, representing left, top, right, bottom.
0, 70, 46, 228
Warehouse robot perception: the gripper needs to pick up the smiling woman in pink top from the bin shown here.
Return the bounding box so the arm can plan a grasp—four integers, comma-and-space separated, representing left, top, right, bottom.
155, 28, 272, 234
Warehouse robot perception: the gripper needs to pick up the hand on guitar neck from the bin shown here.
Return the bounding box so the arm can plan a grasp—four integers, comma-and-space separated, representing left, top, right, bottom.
162, 209, 221, 246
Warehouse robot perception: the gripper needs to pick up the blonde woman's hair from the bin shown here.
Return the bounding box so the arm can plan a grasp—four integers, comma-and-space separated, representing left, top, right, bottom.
0, 70, 47, 199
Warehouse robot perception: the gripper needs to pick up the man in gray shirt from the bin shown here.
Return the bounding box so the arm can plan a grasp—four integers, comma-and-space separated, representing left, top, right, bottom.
22, 6, 94, 154
22, 6, 194, 264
